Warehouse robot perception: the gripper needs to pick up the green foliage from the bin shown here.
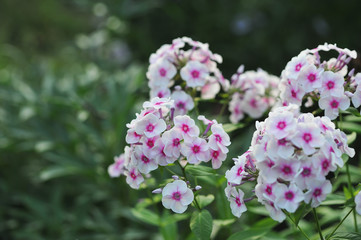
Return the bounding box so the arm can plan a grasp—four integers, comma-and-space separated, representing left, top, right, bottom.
190, 210, 213, 240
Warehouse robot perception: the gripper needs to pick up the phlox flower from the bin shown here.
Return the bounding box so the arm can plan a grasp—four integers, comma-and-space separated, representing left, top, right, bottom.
304, 180, 332, 208
265, 111, 297, 139
225, 156, 247, 185
161, 180, 194, 213
171, 88, 194, 116
152, 138, 176, 166
108, 154, 126, 177
147, 58, 177, 85
173, 115, 200, 141
125, 165, 144, 189
319, 95, 350, 120
134, 113, 166, 138
181, 137, 210, 164
264, 200, 286, 222
210, 147, 227, 169
297, 64, 324, 93
162, 128, 183, 159
355, 191, 361, 215
291, 122, 323, 155
320, 71, 344, 97
284, 54, 308, 79
229, 188, 247, 218
133, 146, 158, 174
274, 183, 304, 213
180, 61, 209, 87
208, 123, 231, 153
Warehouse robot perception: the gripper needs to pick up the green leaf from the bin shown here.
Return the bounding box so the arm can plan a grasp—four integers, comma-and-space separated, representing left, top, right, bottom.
341, 122, 361, 134
196, 194, 215, 209
186, 165, 218, 176
346, 107, 361, 117
347, 132, 357, 145
222, 123, 246, 133
131, 208, 160, 226
321, 194, 345, 206
190, 210, 213, 240
39, 166, 88, 181
343, 186, 352, 200
328, 232, 361, 239
227, 218, 277, 240
212, 219, 236, 227
292, 202, 311, 226
160, 211, 178, 240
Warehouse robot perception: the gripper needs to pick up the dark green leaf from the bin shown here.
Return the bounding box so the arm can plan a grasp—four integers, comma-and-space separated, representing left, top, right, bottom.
190, 210, 213, 240
321, 194, 345, 206
346, 107, 361, 117
131, 208, 160, 226
196, 194, 215, 209
222, 123, 246, 133
186, 165, 218, 176
341, 122, 361, 134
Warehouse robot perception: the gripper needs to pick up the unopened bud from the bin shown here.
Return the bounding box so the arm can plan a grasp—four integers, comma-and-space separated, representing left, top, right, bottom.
152, 188, 162, 194
195, 185, 202, 191
172, 175, 179, 180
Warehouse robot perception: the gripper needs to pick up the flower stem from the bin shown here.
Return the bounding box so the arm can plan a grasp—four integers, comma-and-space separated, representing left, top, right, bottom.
326, 207, 354, 240
346, 164, 359, 232
283, 210, 311, 240
312, 208, 324, 240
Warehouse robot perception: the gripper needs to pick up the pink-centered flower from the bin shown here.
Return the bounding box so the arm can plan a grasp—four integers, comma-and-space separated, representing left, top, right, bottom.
297, 64, 324, 93
108, 154, 126, 177
274, 183, 304, 213
229, 188, 247, 218
180, 137, 210, 164
125, 165, 144, 189
265, 111, 297, 139
171, 89, 194, 116
173, 115, 200, 141
180, 61, 209, 87
162, 128, 183, 159
161, 180, 194, 213
355, 191, 361, 215
291, 122, 323, 155
225, 156, 247, 184
319, 95, 350, 120
304, 180, 332, 208
147, 58, 177, 85
210, 147, 227, 169
320, 71, 344, 97
134, 113, 166, 138
208, 123, 231, 154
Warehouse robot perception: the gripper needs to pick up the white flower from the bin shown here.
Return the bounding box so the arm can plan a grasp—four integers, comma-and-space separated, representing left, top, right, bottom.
134, 113, 167, 138
304, 180, 332, 208
162, 128, 183, 159
291, 122, 323, 155
162, 180, 194, 213
210, 148, 227, 169
225, 156, 247, 185
208, 124, 231, 154
171, 89, 194, 116
180, 61, 209, 87
320, 71, 344, 97
229, 188, 247, 218
297, 64, 324, 93
265, 111, 297, 139
274, 183, 304, 213
125, 165, 144, 189
173, 115, 200, 141
181, 137, 210, 164
147, 58, 177, 84
355, 191, 361, 215
108, 154, 126, 177
319, 95, 350, 120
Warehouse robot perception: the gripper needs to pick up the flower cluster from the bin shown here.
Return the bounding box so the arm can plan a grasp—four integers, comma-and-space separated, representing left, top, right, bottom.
109, 97, 231, 212
147, 37, 229, 116
228, 66, 280, 123
225, 105, 355, 222
279, 43, 359, 120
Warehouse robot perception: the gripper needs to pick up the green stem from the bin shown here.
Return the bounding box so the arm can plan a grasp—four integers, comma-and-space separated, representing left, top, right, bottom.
164, 166, 178, 176
176, 161, 201, 211
283, 210, 311, 240
313, 208, 324, 240
326, 207, 354, 240
346, 164, 359, 232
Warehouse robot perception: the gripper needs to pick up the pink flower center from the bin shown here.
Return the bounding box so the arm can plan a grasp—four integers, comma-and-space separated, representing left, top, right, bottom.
291, 89, 297, 98
191, 70, 200, 78
278, 138, 287, 146
172, 191, 182, 201
267, 160, 275, 168
330, 100, 339, 109
173, 138, 180, 147
157, 92, 164, 98
130, 172, 137, 180
307, 73, 316, 82
141, 155, 150, 163
177, 101, 185, 109
212, 150, 219, 158
235, 197, 242, 207
146, 139, 155, 148
265, 186, 272, 195
192, 145, 200, 153
277, 121, 286, 130
215, 134, 222, 142
322, 159, 329, 170
313, 188, 322, 197
237, 166, 243, 176
159, 68, 167, 77
282, 165, 292, 175
146, 124, 155, 132
326, 81, 335, 90
303, 133, 312, 143
182, 124, 189, 133
295, 63, 302, 72
301, 167, 311, 177
250, 99, 257, 108
285, 191, 295, 200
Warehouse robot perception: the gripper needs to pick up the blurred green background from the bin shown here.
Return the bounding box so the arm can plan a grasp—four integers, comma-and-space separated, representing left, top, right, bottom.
1, 0, 361, 239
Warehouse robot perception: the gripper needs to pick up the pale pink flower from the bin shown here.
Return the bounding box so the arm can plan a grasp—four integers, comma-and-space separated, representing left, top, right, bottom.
208, 124, 231, 154
267, 137, 294, 159
319, 95, 350, 120
320, 71, 344, 97
162, 128, 183, 159
274, 183, 304, 213
210, 148, 227, 169
284, 55, 308, 79
108, 154, 126, 177
171, 89, 194, 116
291, 122, 323, 155
150, 86, 171, 99
173, 115, 200, 141
265, 111, 297, 139
280, 79, 306, 105
180, 61, 209, 87
134, 113, 167, 138
125, 165, 144, 189
125, 129, 142, 144
294, 159, 325, 190
256, 158, 278, 184
152, 138, 176, 166
355, 191, 361, 215
162, 180, 194, 213
181, 137, 210, 164
133, 146, 158, 174
273, 158, 301, 182
304, 180, 332, 208
147, 58, 177, 84
352, 85, 361, 108
312, 151, 337, 176
225, 156, 247, 184
264, 200, 286, 222
297, 64, 324, 93
229, 188, 247, 218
